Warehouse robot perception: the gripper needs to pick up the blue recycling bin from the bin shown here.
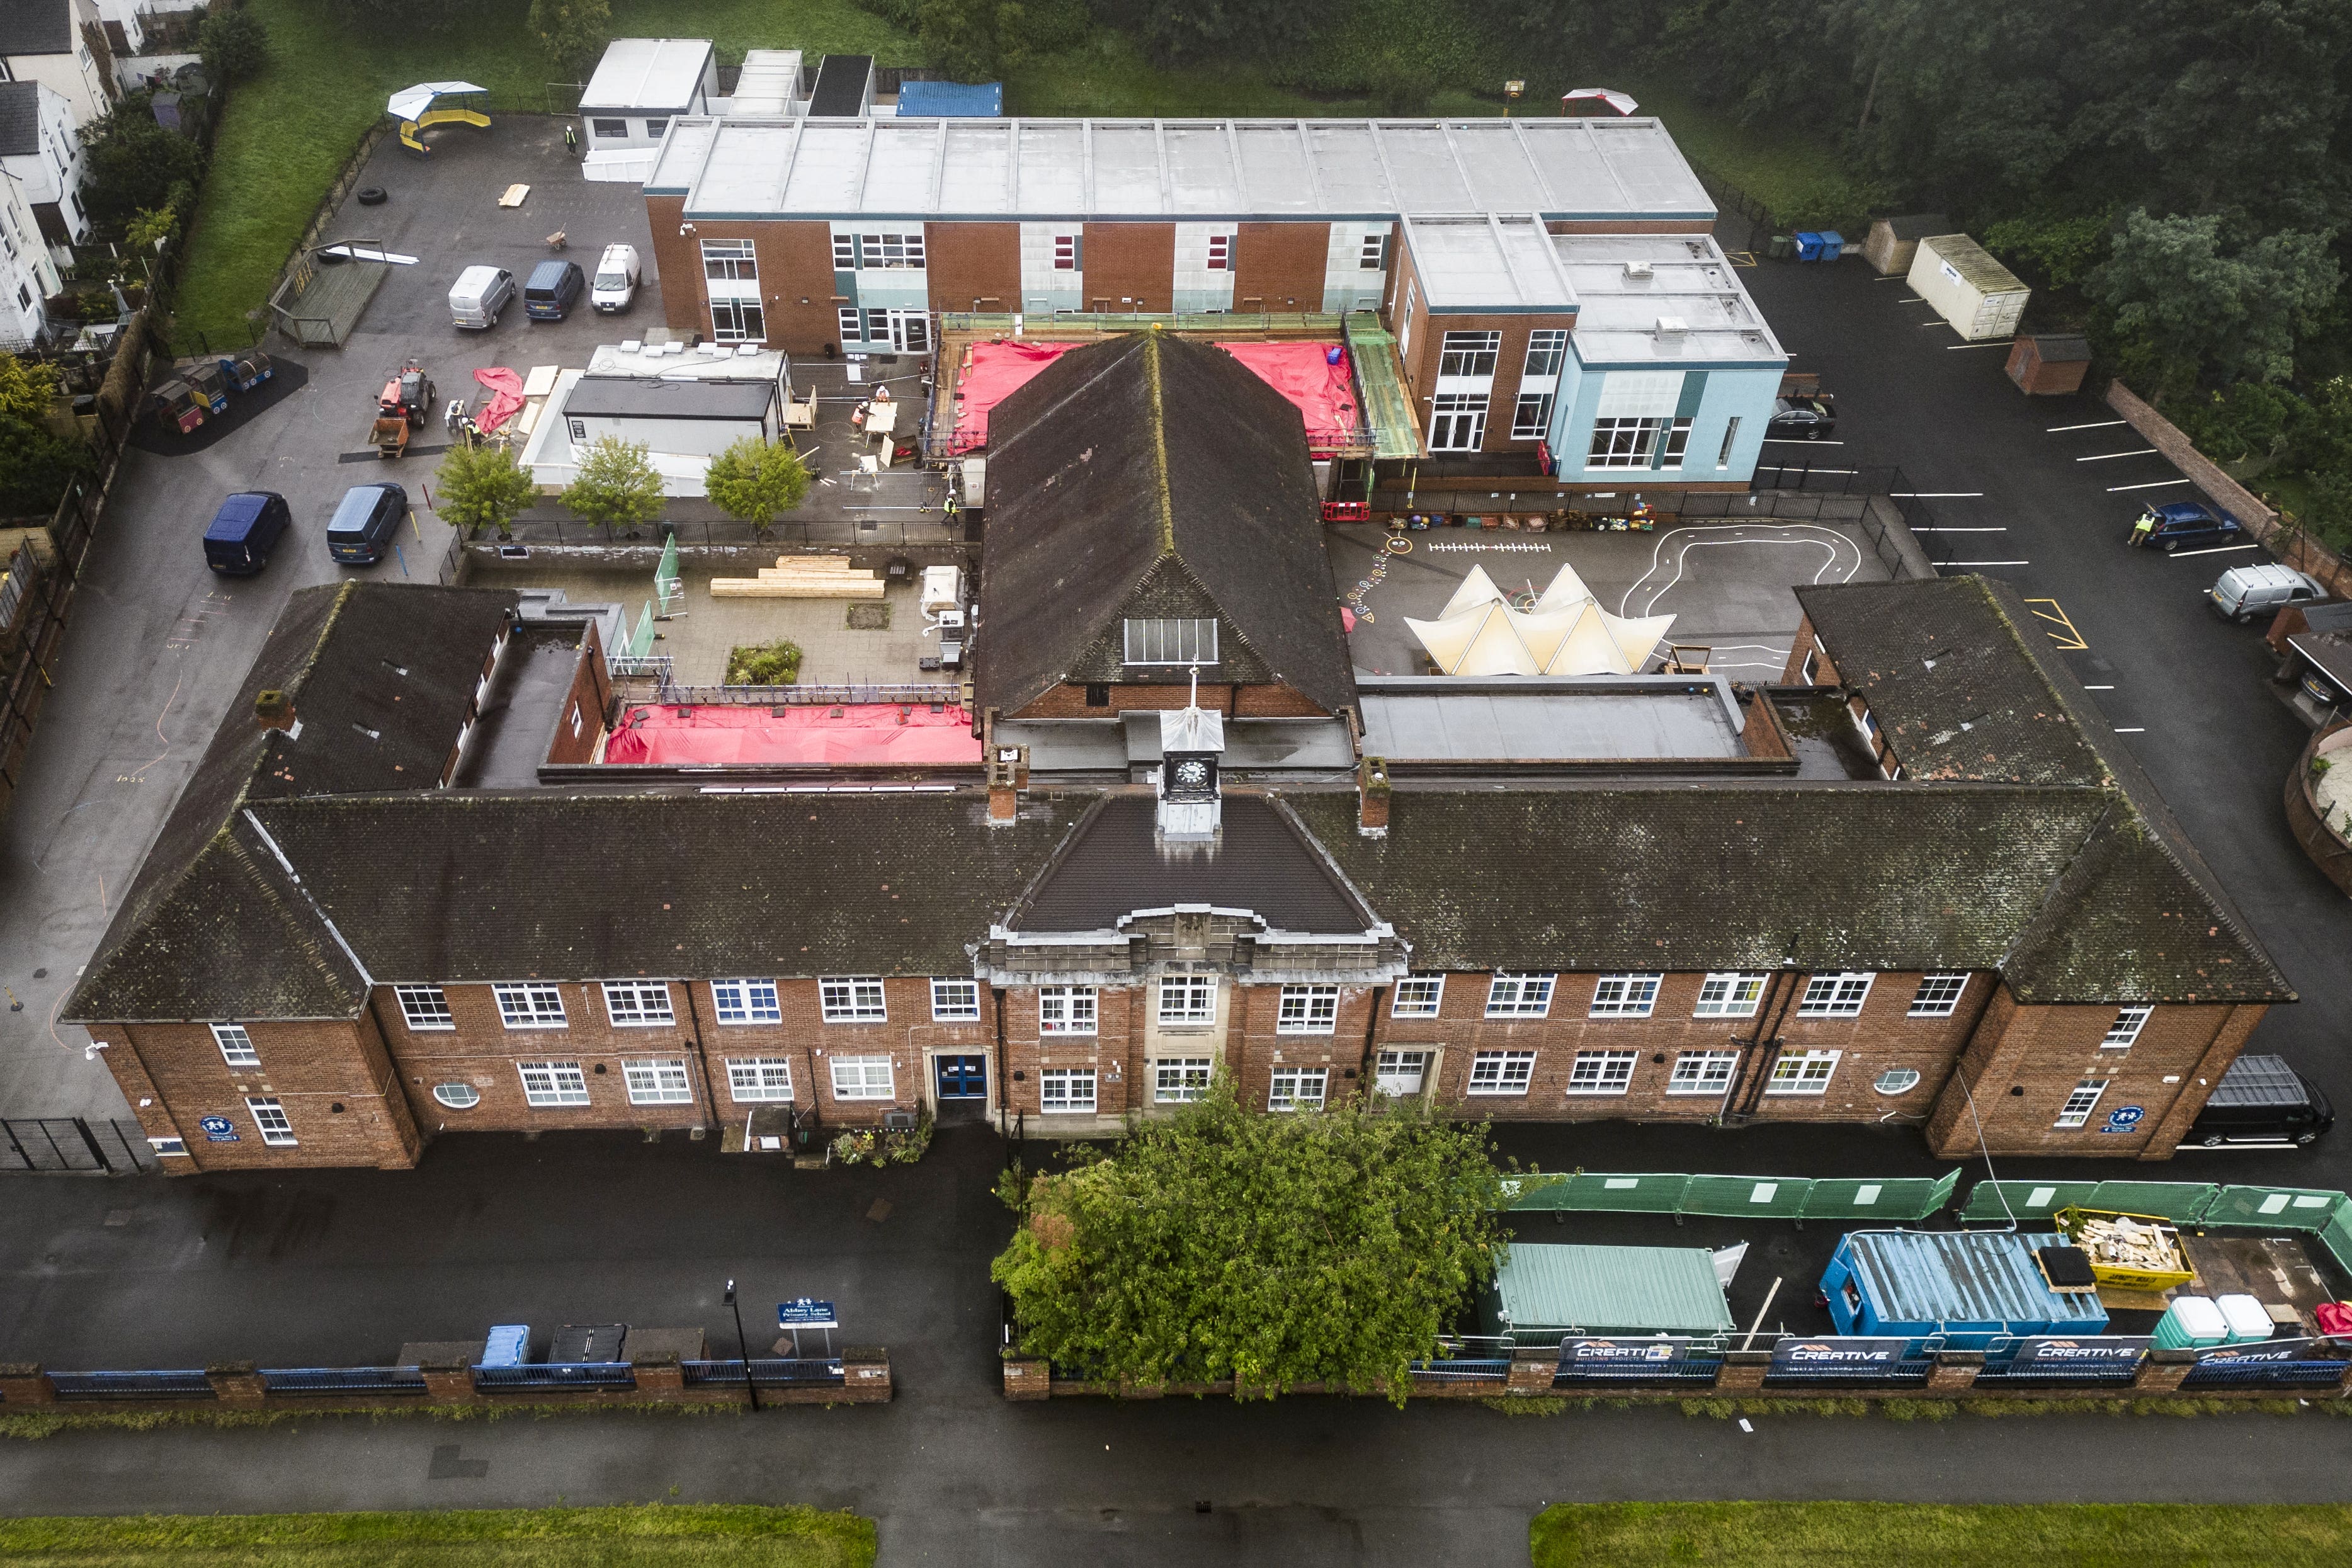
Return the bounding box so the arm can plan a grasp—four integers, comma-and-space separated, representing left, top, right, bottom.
1815, 230, 1844, 259
480, 1324, 529, 1367
1793, 231, 1826, 261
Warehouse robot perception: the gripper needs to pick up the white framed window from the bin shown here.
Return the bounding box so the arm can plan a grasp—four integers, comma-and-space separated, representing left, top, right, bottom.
1438, 330, 1501, 380
1375, 1048, 1429, 1096
728, 1058, 795, 1103
711, 297, 765, 343
1429, 392, 1487, 452
1268, 1067, 1327, 1112
930, 979, 982, 1022
832, 233, 856, 269
394, 986, 453, 1031
1468, 1049, 1537, 1096
1391, 976, 1445, 1017
1122, 617, 1217, 665
1589, 974, 1662, 1019
1038, 986, 1097, 1036
829, 1055, 895, 1101
1154, 1058, 1212, 1103
601, 981, 674, 1028
1484, 973, 1554, 1019
1693, 973, 1767, 1019
1797, 973, 1875, 1018
858, 231, 924, 268
1205, 233, 1232, 271
2102, 1006, 2152, 1050
1909, 974, 1969, 1018
1040, 1067, 1096, 1113
644, 117, 669, 138
494, 983, 567, 1030
837, 306, 863, 342
1276, 984, 1340, 1035
712, 979, 781, 1026
432, 1082, 480, 1110
211, 1023, 259, 1068
1052, 232, 1078, 270
702, 237, 756, 282
1567, 1050, 1639, 1095
1157, 974, 1215, 1026
1717, 416, 1740, 469
1766, 1050, 1841, 1096
518, 1060, 590, 1106
2056, 1077, 2108, 1128
623, 1058, 693, 1105
1522, 328, 1569, 380
1588, 416, 1694, 470
1511, 392, 1555, 439
1359, 232, 1387, 270
1875, 1067, 1923, 1095
592, 117, 627, 138
149, 1136, 190, 1157
1669, 1050, 1739, 1095
820, 976, 887, 1024
245, 1096, 296, 1147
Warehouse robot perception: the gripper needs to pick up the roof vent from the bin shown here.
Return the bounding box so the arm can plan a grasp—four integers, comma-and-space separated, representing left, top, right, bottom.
1655, 315, 1689, 336
254, 690, 297, 733
1622, 259, 1653, 280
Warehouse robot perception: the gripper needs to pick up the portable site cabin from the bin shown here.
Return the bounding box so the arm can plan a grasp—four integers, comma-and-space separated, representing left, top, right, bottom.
1907, 235, 2030, 341
580, 38, 718, 163
728, 50, 805, 118
809, 54, 875, 117
523, 342, 787, 497
1821, 1230, 2106, 1353
1861, 213, 1948, 276
2006, 334, 2091, 396
1489, 1244, 1736, 1339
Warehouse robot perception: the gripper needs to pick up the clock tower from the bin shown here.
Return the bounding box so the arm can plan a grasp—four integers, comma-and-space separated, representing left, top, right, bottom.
1156, 683, 1224, 841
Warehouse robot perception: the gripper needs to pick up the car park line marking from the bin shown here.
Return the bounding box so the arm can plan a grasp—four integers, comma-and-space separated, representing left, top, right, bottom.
2075, 448, 2161, 462
2108, 479, 2193, 492
2048, 419, 2127, 432
1890, 492, 1984, 499
1946, 559, 2031, 566
2113, 727, 2147, 734
1902, 295, 1927, 302
2170, 543, 2260, 557
2021, 598, 2088, 649
2082, 685, 2115, 690
1761, 438, 1844, 445
1911, 526, 2005, 532
1618, 523, 1862, 617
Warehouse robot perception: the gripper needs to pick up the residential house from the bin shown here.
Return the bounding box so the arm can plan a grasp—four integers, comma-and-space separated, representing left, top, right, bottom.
0, 77, 84, 249
0, 0, 115, 129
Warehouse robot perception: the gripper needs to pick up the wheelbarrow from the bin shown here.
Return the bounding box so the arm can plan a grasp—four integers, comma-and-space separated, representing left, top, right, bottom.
372, 415, 411, 459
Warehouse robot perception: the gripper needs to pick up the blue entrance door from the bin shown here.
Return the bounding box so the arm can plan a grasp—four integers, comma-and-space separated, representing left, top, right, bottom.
935, 1055, 986, 1099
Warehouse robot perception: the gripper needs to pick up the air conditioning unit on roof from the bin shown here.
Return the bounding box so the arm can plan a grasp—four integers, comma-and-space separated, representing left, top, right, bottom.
1656, 315, 1689, 335
1622, 259, 1653, 280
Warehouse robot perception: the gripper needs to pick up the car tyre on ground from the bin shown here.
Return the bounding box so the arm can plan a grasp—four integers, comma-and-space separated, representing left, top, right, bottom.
356, 186, 389, 206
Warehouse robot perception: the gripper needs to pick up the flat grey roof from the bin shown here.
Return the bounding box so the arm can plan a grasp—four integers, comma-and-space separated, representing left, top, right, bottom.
1554, 234, 1785, 366
563, 377, 775, 420
1402, 214, 1577, 312
581, 38, 712, 111
996, 715, 1358, 775
1357, 676, 1745, 761
650, 116, 1715, 221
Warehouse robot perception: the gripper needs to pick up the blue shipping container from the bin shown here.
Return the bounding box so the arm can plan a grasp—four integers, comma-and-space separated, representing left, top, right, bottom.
1821, 1230, 2106, 1352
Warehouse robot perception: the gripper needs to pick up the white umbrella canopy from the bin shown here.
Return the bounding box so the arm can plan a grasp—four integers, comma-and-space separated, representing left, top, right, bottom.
1437, 562, 1504, 622
1530, 561, 1598, 615
1603, 611, 1677, 673
1449, 605, 1542, 676
389, 81, 487, 121
1405, 556, 1676, 676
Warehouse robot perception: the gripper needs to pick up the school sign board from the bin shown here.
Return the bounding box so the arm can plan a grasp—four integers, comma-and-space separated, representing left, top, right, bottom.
1769, 1336, 1912, 1372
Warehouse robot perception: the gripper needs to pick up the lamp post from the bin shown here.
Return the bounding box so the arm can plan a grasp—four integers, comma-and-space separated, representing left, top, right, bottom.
724, 1279, 761, 1411
1504, 80, 1525, 117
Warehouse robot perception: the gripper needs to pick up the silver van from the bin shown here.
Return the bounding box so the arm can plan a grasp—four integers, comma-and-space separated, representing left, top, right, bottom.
450, 265, 517, 330
2210, 562, 2326, 623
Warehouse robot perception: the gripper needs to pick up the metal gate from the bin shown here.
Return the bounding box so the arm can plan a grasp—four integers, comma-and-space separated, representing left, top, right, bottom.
1, 1118, 157, 1173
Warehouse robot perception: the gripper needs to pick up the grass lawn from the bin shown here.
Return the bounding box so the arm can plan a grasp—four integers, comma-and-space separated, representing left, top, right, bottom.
0, 1504, 873, 1566
1529, 1502, 2352, 1566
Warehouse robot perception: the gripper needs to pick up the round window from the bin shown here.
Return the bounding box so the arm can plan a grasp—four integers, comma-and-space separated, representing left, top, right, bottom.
433, 1082, 482, 1110
1874, 1067, 1922, 1096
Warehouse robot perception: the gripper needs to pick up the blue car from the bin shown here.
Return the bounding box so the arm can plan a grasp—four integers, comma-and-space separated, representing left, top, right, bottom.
2129, 500, 2242, 553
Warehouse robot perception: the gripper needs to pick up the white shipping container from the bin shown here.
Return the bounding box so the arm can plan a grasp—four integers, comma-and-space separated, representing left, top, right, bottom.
1907, 234, 2030, 341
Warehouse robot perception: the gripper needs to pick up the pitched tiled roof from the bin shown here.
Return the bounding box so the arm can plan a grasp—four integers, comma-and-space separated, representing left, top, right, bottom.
972, 332, 1356, 718
0, 80, 41, 157
1008, 792, 1377, 934
0, 0, 72, 57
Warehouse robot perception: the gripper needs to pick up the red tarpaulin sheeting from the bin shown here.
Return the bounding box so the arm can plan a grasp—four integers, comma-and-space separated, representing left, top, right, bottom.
945, 339, 1359, 455
603, 703, 982, 766
472, 366, 525, 433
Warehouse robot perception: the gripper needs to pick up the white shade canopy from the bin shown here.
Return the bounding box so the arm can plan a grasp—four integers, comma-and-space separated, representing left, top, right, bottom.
389, 82, 487, 122
1406, 562, 1674, 676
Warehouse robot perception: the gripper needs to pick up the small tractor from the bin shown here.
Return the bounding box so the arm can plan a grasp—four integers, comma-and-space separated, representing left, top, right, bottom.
378, 358, 436, 428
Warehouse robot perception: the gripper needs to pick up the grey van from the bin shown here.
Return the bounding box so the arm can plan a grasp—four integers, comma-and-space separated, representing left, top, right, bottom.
450, 265, 516, 329
327, 483, 407, 565
2210, 562, 2326, 623
525, 259, 586, 322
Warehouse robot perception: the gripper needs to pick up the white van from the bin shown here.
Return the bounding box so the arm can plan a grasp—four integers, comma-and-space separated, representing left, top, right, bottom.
2210, 562, 2326, 623
591, 244, 642, 314
449, 265, 516, 330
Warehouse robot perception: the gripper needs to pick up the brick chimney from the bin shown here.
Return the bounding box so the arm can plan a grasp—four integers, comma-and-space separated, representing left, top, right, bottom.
986, 744, 1027, 827
254, 690, 298, 734
1356, 757, 1390, 838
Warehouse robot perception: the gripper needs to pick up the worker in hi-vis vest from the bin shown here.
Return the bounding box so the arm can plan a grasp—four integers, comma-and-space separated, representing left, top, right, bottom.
2130, 509, 2156, 547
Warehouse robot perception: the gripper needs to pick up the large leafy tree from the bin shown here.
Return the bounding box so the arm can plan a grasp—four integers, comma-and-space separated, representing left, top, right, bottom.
703, 436, 810, 535
992, 1078, 1508, 1402
434, 443, 540, 538
560, 436, 665, 537
2089, 210, 2341, 388
79, 100, 205, 226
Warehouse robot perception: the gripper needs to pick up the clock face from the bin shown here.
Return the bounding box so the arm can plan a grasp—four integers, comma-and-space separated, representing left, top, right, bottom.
1174, 759, 1209, 787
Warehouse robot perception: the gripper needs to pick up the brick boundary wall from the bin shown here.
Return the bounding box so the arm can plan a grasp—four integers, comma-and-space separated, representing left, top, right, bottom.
2107, 380, 2352, 598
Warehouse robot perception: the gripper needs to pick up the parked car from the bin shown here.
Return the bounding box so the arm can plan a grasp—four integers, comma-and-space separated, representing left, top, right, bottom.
2128, 499, 2242, 553
450, 266, 516, 330
2210, 562, 2327, 623
524, 259, 586, 322
1768, 395, 1836, 440
591, 244, 642, 314
326, 482, 407, 565
202, 491, 292, 576
2186, 1053, 2333, 1147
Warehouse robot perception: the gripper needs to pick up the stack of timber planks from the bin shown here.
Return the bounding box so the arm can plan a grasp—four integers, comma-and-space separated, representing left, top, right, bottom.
710, 556, 887, 599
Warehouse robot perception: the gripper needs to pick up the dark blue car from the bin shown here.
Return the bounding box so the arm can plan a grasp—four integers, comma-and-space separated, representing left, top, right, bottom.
2129, 500, 2242, 553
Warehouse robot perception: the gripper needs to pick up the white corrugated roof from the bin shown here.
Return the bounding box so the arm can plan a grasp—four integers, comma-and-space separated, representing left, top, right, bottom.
650, 115, 1714, 220
1402, 214, 1577, 310
1554, 234, 1785, 366
582, 38, 713, 112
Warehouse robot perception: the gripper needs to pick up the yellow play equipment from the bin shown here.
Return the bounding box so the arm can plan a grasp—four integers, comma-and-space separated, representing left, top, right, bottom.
389, 81, 490, 155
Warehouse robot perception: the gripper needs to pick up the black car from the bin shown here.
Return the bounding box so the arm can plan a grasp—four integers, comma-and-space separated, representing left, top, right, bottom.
1769, 395, 1836, 440
2185, 1054, 2333, 1147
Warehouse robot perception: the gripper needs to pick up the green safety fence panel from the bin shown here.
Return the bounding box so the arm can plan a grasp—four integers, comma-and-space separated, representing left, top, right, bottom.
2200, 1186, 2349, 1231
1798, 1169, 1962, 1222
1678, 1174, 1812, 1219
1503, 1173, 1691, 1212
2319, 1203, 2352, 1279
654, 535, 682, 612
625, 600, 655, 659
1957, 1180, 2101, 1222
2080, 1181, 2218, 1222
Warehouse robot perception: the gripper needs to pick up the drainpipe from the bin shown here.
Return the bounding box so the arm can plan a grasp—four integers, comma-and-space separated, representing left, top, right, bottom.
1356, 983, 1388, 1099
1721, 966, 1799, 1123
682, 980, 722, 1130
991, 984, 1009, 1137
